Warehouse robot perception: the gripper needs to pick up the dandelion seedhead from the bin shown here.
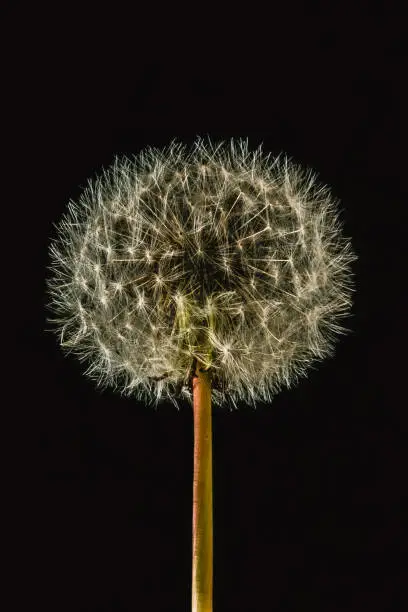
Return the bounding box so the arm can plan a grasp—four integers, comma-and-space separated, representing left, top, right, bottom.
47, 137, 357, 410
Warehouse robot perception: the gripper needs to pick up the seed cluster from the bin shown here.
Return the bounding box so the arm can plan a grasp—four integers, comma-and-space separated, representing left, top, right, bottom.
47, 137, 356, 409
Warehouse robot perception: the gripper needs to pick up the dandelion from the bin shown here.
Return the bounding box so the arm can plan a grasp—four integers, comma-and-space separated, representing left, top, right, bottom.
47, 136, 357, 611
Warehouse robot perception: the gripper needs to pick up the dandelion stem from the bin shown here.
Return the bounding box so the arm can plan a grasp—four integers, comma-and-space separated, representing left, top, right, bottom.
192, 359, 213, 612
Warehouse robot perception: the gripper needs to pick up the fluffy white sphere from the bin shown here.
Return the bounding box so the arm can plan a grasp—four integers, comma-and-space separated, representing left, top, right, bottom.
47, 137, 357, 410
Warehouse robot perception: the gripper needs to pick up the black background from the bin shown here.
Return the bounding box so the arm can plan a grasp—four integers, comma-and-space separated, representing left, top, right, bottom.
7, 2, 406, 610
